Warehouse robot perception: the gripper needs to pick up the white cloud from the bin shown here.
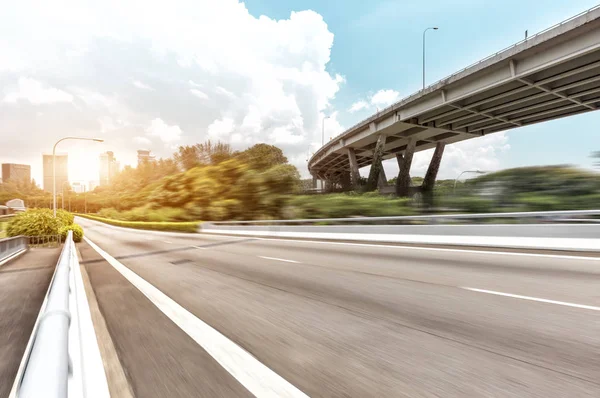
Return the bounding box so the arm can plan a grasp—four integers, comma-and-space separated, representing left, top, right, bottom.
207, 117, 235, 140
215, 86, 236, 99
133, 136, 152, 146
190, 89, 208, 100
3, 77, 73, 104
348, 100, 369, 113
370, 89, 400, 106
0, 1, 346, 178
133, 80, 154, 90
146, 118, 183, 144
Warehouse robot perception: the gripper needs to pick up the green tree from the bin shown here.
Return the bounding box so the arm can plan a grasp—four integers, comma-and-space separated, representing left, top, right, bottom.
236, 143, 288, 171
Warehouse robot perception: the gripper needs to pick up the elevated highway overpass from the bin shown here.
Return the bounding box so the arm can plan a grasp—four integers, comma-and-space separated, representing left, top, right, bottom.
309, 5, 600, 195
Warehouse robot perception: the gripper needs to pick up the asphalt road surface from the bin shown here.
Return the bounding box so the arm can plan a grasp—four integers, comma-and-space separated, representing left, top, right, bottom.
0, 248, 60, 398
77, 217, 600, 398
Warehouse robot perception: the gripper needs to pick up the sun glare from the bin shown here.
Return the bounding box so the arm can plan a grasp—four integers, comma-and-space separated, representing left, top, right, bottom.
68, 150, 101, 187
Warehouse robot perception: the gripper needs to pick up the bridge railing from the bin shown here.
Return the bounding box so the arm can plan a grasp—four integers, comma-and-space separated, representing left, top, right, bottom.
0, 236, 28, 264
309, 4, 600, 165
202, 210, 600, 228
12, 230, 109, 398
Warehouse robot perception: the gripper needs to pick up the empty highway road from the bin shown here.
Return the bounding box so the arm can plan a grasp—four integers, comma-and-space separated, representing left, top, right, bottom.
77, 217, 600, 397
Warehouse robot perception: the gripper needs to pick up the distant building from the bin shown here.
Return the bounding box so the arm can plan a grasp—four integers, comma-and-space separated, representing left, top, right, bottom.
2, 163, 31, 184
137, 149, 155, 165
43, 153, 68, 193
71, 181, 86, 193
99, 151, 120, 186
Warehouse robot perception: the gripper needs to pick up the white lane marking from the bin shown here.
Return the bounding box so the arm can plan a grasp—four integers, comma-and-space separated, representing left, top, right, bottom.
163, 240, 172, 244
191, 245, 207, 250
244, 237, 600, 261
461, 287, 600, 311
84, 237, 308, 398
258, 256, 299, 264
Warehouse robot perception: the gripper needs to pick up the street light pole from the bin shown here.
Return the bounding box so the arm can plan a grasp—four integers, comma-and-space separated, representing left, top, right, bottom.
423, 27, 439, 90
53, 136, 103, 217
453, 170, 487, 193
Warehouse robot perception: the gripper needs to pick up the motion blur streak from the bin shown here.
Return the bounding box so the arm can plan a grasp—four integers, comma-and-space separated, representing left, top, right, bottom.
77, 217, 600, 397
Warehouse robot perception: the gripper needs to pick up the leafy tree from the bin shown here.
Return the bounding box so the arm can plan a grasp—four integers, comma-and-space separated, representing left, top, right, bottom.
236, 143, 288, 171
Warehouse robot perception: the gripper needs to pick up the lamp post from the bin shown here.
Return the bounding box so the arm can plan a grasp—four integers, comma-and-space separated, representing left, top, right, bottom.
423, 27, 439, 90
453, 170, 487, 193
53, 137, 103, 217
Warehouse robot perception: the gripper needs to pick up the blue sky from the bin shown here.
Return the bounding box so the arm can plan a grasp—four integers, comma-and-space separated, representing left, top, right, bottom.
1, 0, 599, 186
247, 0, 600, 171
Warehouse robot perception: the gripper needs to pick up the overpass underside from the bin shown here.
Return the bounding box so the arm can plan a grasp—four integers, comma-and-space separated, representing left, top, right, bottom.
309, 7, 600, 196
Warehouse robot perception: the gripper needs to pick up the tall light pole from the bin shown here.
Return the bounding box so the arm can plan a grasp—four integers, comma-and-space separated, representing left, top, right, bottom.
321, 115, 330, 146
453, 170, 487, 193
423, 27, 439, 90
53, 137, 103, 217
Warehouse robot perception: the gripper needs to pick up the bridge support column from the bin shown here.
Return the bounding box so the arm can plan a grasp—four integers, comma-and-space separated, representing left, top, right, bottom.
377, 164, 388, 188
311, 175, 318, 189
396, 138, 416, 197
346, 148, 361, 189
421, 142, 446, 206
366, 134, 387, 191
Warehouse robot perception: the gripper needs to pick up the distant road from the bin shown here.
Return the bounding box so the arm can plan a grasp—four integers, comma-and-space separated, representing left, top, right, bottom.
77, 217, 600, 397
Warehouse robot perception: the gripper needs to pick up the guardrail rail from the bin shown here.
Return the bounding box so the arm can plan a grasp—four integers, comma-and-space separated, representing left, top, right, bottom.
0, 236, 28, 264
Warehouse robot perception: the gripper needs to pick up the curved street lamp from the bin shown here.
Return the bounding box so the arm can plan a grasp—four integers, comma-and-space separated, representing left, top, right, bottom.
423, 27, 439, 90
453, 170, 487, 193
53, 137, 103, 217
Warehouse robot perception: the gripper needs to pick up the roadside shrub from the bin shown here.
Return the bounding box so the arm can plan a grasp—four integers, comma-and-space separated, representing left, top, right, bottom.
76, 214, 200, 233
7, 209, 62, 237
59, 223, 84, 242
289, 194, 413, 219
56, 209, 74, 227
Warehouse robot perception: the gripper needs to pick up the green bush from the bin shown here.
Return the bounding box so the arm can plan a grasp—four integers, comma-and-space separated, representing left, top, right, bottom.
76, 214, 200, 232
59, 223, 84, 242
56, 209, 74, 227
289, 194, 413, 219
7, 209, 83, 241
7, 209, 62, 237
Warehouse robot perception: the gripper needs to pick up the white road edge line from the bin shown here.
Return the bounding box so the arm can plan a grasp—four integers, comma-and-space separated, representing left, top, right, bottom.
163, 240, 172, 244
461, 287, 600, 311
258, 256, 299, 264
191, 245, 207, 250
249, 237, 600, 261
84, 236, 309, 398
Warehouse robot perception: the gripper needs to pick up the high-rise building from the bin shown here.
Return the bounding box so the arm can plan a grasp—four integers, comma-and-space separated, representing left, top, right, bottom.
137, 149, 155, 165
43, 153, 68, 193
89, 180, 99, 192
71, 181, 86, 193
99, 151, 120, 186
1, 163, 31, 184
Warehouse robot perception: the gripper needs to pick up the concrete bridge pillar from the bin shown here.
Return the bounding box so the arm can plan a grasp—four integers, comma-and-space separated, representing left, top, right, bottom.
421, 142, 446, 193
396, 138, 416, 197
377, 164, 388, 188
346, 148, 361, 189
366, 134, 387, 191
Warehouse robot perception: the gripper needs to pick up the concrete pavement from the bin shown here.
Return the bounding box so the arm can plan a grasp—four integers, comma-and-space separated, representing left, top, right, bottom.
0, 248, 60, 398
77, 217, 600, 397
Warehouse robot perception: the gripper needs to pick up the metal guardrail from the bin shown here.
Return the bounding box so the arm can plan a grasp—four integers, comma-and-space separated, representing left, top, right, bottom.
309, 4, 600, 165
0, 236, 28, 263
28, 235, 61, 248
16, 231, 73, 398
202, 210, 600, 227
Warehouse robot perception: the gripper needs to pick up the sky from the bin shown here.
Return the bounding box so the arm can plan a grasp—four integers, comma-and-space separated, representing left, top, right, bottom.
1, 0, 599, 188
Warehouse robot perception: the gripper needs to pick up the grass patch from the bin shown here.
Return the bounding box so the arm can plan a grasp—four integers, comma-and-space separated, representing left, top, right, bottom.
76, 213, 200, 233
